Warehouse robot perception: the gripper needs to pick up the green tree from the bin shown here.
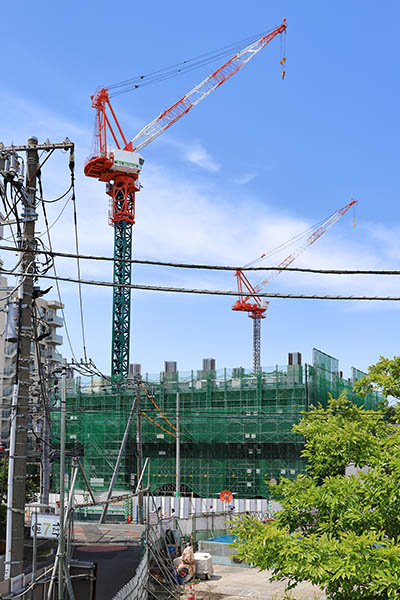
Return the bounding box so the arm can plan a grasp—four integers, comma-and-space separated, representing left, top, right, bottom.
232, 392, 400, 599
354, 355, 400, 400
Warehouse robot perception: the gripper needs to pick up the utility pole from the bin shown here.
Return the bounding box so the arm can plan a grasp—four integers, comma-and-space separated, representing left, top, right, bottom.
41, 412, 50, 504
41, 361, 51, 505
136, 380, 143, 524
5, 136, 38, 578
175, 392, 180, 497
1, 137, 74, 579
58, 360, 67, 600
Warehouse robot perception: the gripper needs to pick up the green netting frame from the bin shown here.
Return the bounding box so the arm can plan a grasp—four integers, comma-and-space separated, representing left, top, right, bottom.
50, 352, 382, 499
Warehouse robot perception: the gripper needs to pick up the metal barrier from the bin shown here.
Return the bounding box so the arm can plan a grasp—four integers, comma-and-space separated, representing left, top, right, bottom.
112, 550, 148, 600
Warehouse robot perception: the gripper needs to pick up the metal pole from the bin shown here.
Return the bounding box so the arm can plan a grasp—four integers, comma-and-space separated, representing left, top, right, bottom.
136, 381, 143, 524
48, 458, 78, 600
76, 458, 96, 506
63, 463, 77, 600
58, 360, 67, 600
175, 392, 180, 497
99, 394, 137, 523
5, 136, 39, 578
31, 510, 37, 600
41, 362, 51, 505
4, 383, 18, 580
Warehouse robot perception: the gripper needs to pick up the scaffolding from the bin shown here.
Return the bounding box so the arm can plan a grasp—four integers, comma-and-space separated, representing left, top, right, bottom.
51, 349, 382, 499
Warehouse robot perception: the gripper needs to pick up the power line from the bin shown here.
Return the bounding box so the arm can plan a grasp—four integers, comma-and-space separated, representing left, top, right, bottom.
2, 269, 400, 301
70, 169, 88, 362
37, 182, 73, 204
39, 181, 77, 362
0, 242, 399, 275
36, 193, 72, 238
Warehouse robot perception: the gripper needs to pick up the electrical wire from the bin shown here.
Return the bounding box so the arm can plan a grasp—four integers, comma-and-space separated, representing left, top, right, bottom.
32, 302, 55, 435
0, 272, 27, 302
39, 185, 77, 361
70, 170, 88, 362
0, 243, 399, 275
4, 270, 400, 301
36, 193, 72, 237
4, 253, 24, 275
0, 181, 21, 246
37, 182, 73, 204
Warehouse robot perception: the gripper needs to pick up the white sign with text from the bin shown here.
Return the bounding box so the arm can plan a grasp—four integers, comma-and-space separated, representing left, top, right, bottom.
30, 513, 60, 539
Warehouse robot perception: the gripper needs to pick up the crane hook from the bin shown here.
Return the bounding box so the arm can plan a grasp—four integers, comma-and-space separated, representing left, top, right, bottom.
280, 57, 286, 80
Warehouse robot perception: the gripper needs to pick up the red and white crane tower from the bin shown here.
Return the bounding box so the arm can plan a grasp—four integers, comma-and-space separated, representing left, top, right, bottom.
232, 199, 357, 373
84, 20, 287, 379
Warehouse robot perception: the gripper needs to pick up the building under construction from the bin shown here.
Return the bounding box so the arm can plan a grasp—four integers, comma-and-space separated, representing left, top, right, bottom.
52, 348, 381, 499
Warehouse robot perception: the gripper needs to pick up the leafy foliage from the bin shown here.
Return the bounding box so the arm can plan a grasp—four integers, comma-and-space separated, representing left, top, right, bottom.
233, 392, 400, 599
354, 355, 400, 400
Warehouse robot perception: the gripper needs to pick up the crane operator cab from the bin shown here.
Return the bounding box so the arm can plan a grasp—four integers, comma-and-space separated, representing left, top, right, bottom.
110, 149, 144, 175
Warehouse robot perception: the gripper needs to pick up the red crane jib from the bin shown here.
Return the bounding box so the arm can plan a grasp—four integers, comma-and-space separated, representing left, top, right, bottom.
232, 199, 357, 319
84, 20, 287, 225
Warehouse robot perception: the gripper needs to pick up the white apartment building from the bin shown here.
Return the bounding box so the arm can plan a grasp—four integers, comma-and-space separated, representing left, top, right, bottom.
0, 265, 64, 448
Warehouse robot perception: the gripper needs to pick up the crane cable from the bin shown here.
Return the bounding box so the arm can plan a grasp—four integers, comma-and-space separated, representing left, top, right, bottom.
70, 159, 88, 362
107, 28, 276, 96
140, 383, 177, 432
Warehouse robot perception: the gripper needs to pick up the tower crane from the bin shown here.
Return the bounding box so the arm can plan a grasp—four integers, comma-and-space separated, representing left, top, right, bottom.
84, 20, 287, 379
232, 199, 357, 373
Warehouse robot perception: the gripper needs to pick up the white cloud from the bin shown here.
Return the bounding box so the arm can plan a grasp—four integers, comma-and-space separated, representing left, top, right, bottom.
233, 172, 257, 185
29, 158, 400, 312
3, 91, 400, 330
184, 141, 220, 172
157, 135, 221, 172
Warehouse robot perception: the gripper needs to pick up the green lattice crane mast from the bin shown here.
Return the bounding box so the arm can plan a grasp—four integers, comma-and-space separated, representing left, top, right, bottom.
84, 20, 287, 379
233, 199, 357, 373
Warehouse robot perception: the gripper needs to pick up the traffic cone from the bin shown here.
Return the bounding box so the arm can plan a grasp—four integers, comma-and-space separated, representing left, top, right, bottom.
187, 583, 195, 599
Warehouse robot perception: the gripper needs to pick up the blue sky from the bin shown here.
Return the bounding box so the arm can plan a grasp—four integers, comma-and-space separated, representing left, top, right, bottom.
1, 1, 400, 377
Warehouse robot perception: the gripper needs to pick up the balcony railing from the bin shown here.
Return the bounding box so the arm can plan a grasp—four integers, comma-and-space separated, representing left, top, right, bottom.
46, 350, 63, 362
46, 314, 63, 327
4, 343, 17, 357
3, 366, 16, 378
47, 333, 63, 345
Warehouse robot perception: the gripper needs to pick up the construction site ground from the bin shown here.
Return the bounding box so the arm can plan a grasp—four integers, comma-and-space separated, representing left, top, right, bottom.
193, 564, 325, 600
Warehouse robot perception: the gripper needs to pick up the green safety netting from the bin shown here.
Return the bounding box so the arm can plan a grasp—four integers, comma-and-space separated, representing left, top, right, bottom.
51, 350, 381, 498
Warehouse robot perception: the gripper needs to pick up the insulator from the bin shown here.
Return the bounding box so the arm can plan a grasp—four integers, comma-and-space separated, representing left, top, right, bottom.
8, 153, 19, 178
18, 158, 25, 184
5, 301, 18, 341
69, 148, 75, 172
